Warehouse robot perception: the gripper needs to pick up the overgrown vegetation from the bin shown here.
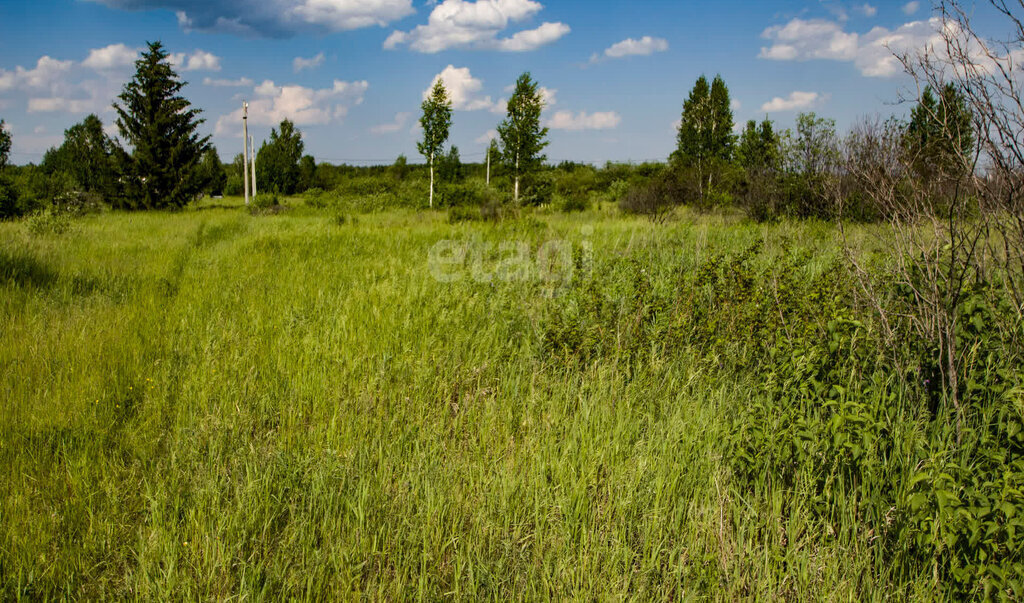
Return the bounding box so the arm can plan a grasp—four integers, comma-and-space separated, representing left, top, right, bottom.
1, 0, 1023, 598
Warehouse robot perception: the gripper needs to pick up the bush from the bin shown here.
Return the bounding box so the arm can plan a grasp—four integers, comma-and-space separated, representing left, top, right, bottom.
553, 192, 591, 213
224, 173, 244, 197
248, 193, 286, 216
302, 188, 328, 208
25, 207, 72, 235
436, 181, 500, 208
619, 168, 687, 222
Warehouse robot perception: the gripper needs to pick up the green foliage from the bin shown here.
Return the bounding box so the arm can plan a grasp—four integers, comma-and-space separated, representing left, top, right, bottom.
248, 192, 285, 216
197, 148, 227, 196
436, 145, 464, 184
391, 154, 409, 181
905, 83, 974, 181
113, 41, 210, 210
41, 114, 118, 201
736, 119, 780, 171
256, 119, 305, 195
673, 75, 735, 166
418, 80, 452, 207
0, 120, 21, 220
0, 119, 10, 171
298, 155, 317, 192
25, 206, 73, 236
497, 72, 549, 204
2, 208, 1023, 598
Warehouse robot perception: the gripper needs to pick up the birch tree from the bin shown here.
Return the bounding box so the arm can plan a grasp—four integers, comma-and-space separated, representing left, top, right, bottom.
418, 80, 452, 208
497, 73, 549, 205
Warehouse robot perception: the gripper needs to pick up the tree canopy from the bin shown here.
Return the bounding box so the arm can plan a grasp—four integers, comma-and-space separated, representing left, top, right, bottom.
418, 79, 452, 208
42, 114, 117, 198
256, 119, 305, 195
113, 41, 210, 209
497, 72, 549, 204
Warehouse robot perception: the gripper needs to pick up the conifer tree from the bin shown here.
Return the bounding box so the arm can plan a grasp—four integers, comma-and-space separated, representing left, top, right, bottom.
497, 72, 549, 205
418, 80, 452, 208
113, 41, 210, 210
905, 83, 974, 179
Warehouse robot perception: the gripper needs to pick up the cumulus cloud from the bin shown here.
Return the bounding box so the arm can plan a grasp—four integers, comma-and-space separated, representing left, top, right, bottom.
204, 76, 254, 87
82, 43, 139, 70
759, 91, 822, 112
215, 78, 368, 134
547, 110, 621, 131
0, 56, 74, 92
168, 50, 221, 71
903, 1, 920, 15
475, 129, 497, 144
383, 0, 569, 53
596, 36, 668, 61
759, 16, 944, 77
89, 0, 415, 37
293, 52, 325, 72
856, 3, 877, 17
371, 111, 410, 134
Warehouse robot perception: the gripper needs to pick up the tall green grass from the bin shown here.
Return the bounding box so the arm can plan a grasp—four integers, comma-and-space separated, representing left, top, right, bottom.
0, 199, 1010, 598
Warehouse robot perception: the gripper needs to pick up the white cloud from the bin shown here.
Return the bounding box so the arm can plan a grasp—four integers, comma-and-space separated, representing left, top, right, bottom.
424, 65, 497, 111
91, 0, 416, 37
215, 78, 369, 135
539, 86, 556, 107
204, 76, 254, 87
731, 99, 741, 110
371, 111, 411, 134
492, 21, 570, 51
759, 91, 822, 112
168, 50, 221, 71
856, 3, 877, 17
547, 110, 621, 131
82, 43, 139, 70
383, 0, 569, 53
759, 16, 943, 77
293, 52, 325, 72
475, 129, 497, 144
0, 56, 74, 93
903, 1, 920, 15
27, 97, 97, 113
599, 36, 668, 60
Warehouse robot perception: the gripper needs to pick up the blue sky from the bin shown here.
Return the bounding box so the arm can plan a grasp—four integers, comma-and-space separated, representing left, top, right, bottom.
0, 0, 962, 164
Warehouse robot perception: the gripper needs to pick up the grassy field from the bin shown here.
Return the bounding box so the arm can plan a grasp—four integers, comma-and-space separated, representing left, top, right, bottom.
0, 198, 977, 598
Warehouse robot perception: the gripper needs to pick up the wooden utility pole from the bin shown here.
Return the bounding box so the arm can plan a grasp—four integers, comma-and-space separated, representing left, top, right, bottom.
249, 135, 257, 198
242, 102, 250, 205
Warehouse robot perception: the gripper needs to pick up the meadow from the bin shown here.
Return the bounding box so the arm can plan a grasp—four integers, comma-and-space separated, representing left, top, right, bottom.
1, 197, 1020, 599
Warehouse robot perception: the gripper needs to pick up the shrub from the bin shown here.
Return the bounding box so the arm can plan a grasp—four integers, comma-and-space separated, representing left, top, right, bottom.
25, 207, 72, 235
619, 168, 686, 222
553, 192, 590, 213
248, 193, 285, 216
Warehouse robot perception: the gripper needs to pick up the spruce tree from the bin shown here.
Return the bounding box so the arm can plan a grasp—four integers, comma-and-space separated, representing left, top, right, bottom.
113, 41, 210, 210
497, 72, 549, 205
418, 80, 452, 208
905, 83, 973, 179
